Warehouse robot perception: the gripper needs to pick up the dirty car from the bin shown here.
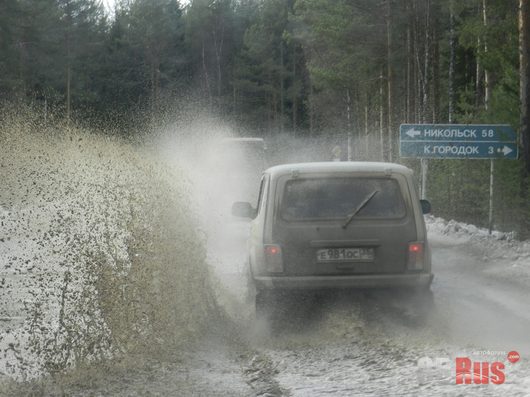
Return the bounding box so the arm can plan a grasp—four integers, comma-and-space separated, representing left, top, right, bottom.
232, 162, 433, 313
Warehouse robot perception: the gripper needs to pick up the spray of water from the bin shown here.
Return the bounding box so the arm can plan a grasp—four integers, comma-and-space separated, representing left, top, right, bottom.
0, 107, 218, 385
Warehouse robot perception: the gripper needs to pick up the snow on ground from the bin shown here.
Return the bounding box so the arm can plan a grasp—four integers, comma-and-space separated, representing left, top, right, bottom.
426, 215, 530, 285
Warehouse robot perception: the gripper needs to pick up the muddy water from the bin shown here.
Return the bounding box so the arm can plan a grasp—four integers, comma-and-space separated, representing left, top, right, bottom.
244, 296, 529, 396
203, 216, 530, 396
0, 120, 217, 389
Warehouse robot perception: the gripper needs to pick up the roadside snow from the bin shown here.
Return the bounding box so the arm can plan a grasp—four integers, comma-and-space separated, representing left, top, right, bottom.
426, 215, 530, 285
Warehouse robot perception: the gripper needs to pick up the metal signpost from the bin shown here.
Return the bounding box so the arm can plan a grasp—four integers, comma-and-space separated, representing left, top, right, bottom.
399, 124, 519, 233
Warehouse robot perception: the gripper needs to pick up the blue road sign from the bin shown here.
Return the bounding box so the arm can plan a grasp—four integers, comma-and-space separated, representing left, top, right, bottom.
401, 141, 518, 159
400, 124, 518, 159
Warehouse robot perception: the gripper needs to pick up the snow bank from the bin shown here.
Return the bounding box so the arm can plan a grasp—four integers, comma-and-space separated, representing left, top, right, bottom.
427, 215, 530, 282
426, 215, 517, 242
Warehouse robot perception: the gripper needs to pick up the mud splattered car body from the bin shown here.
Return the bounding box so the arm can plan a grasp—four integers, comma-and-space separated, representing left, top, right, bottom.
232, 162, 433, 299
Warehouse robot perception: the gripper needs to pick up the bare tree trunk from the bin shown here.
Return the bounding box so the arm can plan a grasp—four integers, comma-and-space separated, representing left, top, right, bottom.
346, 88, 352, 161
44, 96, 48, 126
411, 0, 419, 123
432, 19, 440, 123
386, 0, 393, 162
65, 0, 72, 126
476, 47, 482, 106
66, 63, 71, 125
484, 0, 493, 234
265, 95, 269, 133
291, 45, 297, 136
448, 0, 456, 123
18, 41, 24, 84
280, 41, 284, 133
212, 21, 225, 102
273, 89, 278, 132
422, 0, 431, 123
483, 0, 490, 110
364, 103, 369, 157
202, 39, 212, 108
150, 62, 155, 113
476, 2, 483, 107
309, 81, 314, 135
415, 43, 422, 123
406, 16, 412, 122
155, 62, 160, 113
379, 69, 385, 161
520, 0, 530, 173
233, 83, 237, 118
413, 0, 424, 123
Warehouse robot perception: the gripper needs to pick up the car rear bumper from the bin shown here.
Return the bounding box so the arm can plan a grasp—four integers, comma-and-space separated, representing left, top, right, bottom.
254, 273, 433, 290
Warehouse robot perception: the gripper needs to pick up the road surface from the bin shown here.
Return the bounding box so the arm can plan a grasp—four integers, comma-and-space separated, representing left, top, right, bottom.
3, 210, 530, 395
194, 221, 530, 396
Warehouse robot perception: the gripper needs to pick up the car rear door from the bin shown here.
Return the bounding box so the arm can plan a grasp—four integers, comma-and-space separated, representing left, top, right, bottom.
272, 172, 417, 276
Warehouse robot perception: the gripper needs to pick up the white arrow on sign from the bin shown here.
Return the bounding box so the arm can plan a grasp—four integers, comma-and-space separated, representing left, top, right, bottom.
406, 128, 421, 138
502, 146, 513, 156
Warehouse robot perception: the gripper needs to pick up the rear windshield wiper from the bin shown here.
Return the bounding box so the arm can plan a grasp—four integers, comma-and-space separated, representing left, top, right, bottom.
342, 190, 379, 229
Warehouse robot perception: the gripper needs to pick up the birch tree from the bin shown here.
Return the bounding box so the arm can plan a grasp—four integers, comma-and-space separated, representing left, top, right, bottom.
521, 0, 530, 173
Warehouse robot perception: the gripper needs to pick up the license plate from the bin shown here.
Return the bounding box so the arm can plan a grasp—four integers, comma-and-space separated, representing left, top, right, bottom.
316, 248, 374, 262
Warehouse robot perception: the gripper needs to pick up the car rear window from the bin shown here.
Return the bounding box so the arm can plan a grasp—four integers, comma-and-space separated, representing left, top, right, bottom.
280, 177, 406, 221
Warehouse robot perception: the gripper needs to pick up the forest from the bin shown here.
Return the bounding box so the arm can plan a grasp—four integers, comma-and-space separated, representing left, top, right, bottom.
1, 0, 529, 235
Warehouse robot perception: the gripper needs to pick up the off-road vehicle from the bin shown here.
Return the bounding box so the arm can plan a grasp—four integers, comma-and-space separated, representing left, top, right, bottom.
232, 162, 433, 313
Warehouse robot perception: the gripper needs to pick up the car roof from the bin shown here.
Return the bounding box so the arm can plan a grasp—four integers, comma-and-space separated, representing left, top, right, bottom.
264, 161, 413, 178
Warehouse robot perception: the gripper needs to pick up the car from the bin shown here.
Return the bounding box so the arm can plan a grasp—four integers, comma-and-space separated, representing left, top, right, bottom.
231, 161, 433, 315
217, 137, 267, 205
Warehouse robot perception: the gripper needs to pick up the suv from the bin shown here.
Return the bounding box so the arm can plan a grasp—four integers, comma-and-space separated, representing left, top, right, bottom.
232, 162, 433, 312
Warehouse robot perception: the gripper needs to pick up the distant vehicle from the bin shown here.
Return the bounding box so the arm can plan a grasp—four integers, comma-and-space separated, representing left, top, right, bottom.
218, 137, 267, 205
231, 162, 433, 314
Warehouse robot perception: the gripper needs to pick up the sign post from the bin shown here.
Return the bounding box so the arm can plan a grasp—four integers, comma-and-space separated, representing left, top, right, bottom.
489, 160, 494, 234
420, 158, 428, 200
399, 124, 518, 233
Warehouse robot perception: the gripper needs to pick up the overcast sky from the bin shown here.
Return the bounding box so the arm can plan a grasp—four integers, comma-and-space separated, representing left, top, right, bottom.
102, 0, 115, 14
102, 0, 190, 14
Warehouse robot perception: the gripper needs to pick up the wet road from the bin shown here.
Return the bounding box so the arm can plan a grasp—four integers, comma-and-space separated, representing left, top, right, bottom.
205, 226, 530, 396
6, 222, 529, 396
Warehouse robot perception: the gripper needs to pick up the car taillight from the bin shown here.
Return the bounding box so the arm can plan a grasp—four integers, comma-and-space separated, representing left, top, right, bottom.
407, 242, 424, 270
264, 244, 283, 273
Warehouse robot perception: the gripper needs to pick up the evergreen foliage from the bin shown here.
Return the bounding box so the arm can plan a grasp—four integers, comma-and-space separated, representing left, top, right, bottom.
0, 0, 528, 234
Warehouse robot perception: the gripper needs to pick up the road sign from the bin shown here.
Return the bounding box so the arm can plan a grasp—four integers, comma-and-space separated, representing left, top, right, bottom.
399, 124, 518, 159
401, 141, 518, 159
